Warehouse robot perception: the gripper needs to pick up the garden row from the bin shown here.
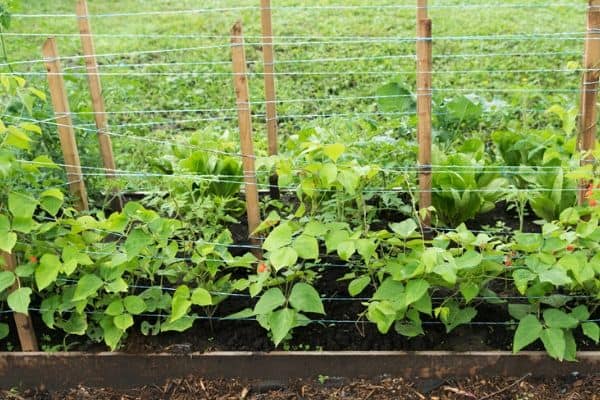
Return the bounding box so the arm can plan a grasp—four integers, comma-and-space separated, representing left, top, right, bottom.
1, 72, 600, 360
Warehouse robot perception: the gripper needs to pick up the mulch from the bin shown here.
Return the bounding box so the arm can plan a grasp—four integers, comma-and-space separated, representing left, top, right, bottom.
5, 374, 599, 400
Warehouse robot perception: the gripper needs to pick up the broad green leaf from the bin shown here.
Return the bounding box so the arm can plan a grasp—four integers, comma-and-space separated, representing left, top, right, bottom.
39, 188, 64, 216
224, 308, 254, 320
538, 269, 572, 286
170, 285, 191, 322
508, 304, 535, 320
7, 287, 32, 314
0, 271, 15, 292
323, 143, 345, 162
348, 276, 370, 297
60, 312, 87, 335
367, 301, 397, 334
390, 219, 418, 238
254, 288, 285, 315
582, 322, 600, 343
106, 300, 124, 316
289, 283, 325, 314
8, 192, 37, 220
262, 223, 293, 252
455, 251, 482, 269
303, 221, 327, 237
540, 328, 566, 361
100, 316, 124, 351
543, 309, 579, 329
404, 279, 430, 306
269, 308, 296, 346
337, 240, 356, 261
570, 305, 590, 322
433, 263, 457, 284
513, 315, 543, 353
319, 163, 338, 186
161, 316, 195, 332
124, 296, 146, 314
373, 278, 404, 301
356, 239, 377, 263
375, 82, 414, 112
35, 254, 61, 291
325, 230, 349, 253
0, 232, 16, 253
512, 269, 537, 295
292, 234, 319, 260
124, 228, 153, 259
190, 288, 212, 306
269, 246, 298, 271
459, 282, 479, 303
72, 274, 104, 301
113, 313, 134, 330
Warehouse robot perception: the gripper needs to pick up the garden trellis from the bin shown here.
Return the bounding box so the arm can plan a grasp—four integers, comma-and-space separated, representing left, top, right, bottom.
1, 0, 599, 354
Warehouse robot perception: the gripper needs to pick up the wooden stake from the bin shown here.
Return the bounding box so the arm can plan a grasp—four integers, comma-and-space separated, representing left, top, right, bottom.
260, 0, 280, 199
416, 19, 433, 227
1, 252, 38, 351
417, 0, 428, 21
76, 0, 122, 210
42, 38, 89, 212
578, 0, 600, 204
231, 22, 262, 246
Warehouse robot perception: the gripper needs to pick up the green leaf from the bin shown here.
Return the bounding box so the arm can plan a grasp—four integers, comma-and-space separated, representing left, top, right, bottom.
0, 231, 16, 253
390, 219, 418, 238
72, 274, 104, 301
508, 304, 535, 320
538, 269, 572, 286
39, 188, 64, 216
106, 300, 124, 316
254, 288, 286, 315
337, 240, 356, 261
348, 276, 370, 297
269, 308, 296, 346
323, 143, 345, 162
161, 316, 195, 332
543, 309, 579, 329
35, 254, 61, 291
100, 317, 124, 351
582, 322, 600, 344
124, 228, 153, 259
0, 271, 15, 292
319, 163, 338, 186
570, 305, 590, 322
8, 192, 37, 220
303, 221, 327, 237
123, 296, 146, 315
404, 279, 430, 306
292, 234, 319, 260
455, 251, 482, 269
170, 285, 191, 322
367, 301, 397, 334
512, 269, 537, 295
325, 229, 349, 253
269, 246, 298, 271
113, 313, 134, 330
262, 223, 293, 252
0, 323, 9, 340
289, 283, 325, 314
60, 313, 87, 335
459, 282, 479, 303
540, 328, 566, 361
375, 82, 414, 113
190, 288, 212, 306
513, 314, 543, 353
224, 308, 254, 320
356, 239, 377, 263
7, 287, 32, 314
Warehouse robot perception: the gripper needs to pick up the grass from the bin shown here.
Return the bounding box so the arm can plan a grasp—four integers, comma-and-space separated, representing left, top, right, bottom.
0, 0, 590, 183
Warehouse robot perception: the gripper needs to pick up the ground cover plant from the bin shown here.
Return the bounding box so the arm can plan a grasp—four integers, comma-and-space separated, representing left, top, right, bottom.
0, 0, 599, 363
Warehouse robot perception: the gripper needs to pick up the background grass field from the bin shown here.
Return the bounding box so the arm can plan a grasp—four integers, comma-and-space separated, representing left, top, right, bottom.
1, 0, 589, 179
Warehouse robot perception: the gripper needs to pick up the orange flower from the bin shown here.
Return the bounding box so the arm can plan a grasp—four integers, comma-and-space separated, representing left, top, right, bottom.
29, 256, 38, 264
504, 255, 512, 267
566, 244, 575, 252
257, 262, 269, 273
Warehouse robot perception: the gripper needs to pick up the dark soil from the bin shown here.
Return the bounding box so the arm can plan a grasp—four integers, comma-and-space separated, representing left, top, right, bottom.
9, 374, 600, 400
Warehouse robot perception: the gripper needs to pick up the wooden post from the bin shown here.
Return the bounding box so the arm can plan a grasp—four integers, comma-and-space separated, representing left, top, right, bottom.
231, 22, 262, 247
42, 38, 89, 211
1, 252, 38, 351
578, 0, 600, 204
76, 0, 122, 210
417, 0, 428, 21
260, 0, 280, 199
416, 17, 433, 227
